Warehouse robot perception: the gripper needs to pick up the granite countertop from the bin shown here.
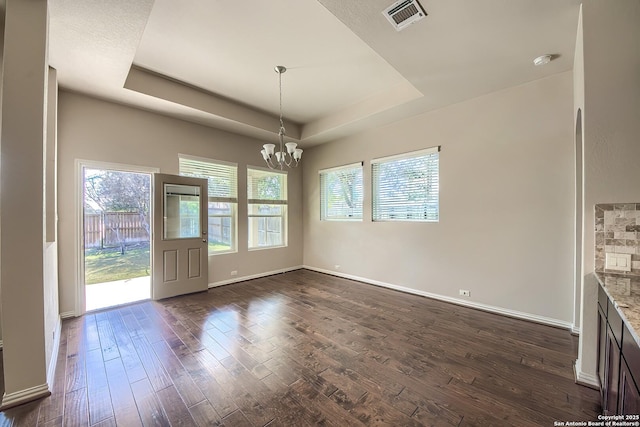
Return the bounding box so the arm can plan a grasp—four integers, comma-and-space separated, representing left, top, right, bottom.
595, 272, 640, 347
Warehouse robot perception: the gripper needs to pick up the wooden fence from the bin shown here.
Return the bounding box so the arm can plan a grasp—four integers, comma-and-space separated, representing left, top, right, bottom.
85, 212, 150, 249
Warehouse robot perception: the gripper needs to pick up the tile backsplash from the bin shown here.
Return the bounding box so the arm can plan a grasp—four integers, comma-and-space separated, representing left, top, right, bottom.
595, 203, 640, 276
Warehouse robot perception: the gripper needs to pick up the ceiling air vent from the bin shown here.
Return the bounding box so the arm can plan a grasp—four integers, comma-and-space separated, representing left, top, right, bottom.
383, 0, 426, 31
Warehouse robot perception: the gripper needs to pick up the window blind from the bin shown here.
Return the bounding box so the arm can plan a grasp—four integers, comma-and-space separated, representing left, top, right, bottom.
319, 162, 363, 220
179, 154, 238, 254
179, 155, 237, 203
371, 146, 439, 222
247, 167, 287, 205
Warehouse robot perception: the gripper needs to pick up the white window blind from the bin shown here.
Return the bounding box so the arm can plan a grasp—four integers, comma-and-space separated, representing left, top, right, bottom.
247, 167, 287, 249
372, 146, 439, 222
247, 167, 287, 204
179, 154, 238, 253
179, 155, 237, 202
319, 162, 363, 220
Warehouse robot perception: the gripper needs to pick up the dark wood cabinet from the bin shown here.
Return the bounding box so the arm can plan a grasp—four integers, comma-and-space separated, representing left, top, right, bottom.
598, 303, 621, 415
619, 358, 640, 415
597, 282, 640, 414
598, 304, 607, 402
604, 325, 621, 414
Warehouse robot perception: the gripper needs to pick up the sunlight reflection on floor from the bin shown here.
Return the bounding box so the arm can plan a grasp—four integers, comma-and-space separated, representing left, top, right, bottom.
86, 275, 150, 311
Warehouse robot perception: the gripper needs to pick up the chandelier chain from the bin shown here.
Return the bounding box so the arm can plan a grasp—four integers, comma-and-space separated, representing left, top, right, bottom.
279, 69, 285, 132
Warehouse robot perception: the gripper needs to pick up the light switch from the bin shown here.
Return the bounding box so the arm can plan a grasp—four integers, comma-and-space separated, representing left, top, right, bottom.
606, 253, 632, 272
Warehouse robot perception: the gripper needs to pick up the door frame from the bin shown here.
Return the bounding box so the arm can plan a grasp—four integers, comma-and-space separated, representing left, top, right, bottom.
574, 108, 584, 334
75, 159, 160, 316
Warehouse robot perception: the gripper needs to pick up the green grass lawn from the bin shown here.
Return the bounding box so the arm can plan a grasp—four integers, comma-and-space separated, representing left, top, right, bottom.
85, 241, 230, 284
85, 244, 150, 285
209, 241, 231, 252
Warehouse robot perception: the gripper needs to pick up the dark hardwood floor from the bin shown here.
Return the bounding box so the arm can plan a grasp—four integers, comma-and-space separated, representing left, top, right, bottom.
0, 269, 600, 426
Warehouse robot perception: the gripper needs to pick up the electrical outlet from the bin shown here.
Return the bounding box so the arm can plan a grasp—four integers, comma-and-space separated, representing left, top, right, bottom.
459, 289, 471, 297
230, 270, 238, 276
335, 265, 341, 270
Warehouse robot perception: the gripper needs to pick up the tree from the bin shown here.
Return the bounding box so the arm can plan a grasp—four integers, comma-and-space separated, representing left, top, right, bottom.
328, 169, 361, 213
249, 172, 284, 216
256, 175, 283, 200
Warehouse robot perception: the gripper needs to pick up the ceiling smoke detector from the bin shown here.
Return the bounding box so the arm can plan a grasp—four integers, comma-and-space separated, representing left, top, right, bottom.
383, 0, 427, 32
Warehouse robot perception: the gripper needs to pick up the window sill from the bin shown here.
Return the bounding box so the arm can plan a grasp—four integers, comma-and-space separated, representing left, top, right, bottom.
208, 250, 237, 257
372, 219, 439, 223
248, 245, 288, 252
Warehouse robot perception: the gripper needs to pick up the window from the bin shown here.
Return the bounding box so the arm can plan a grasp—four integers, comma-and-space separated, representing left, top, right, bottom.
372, 146, 439, 222
179, 155, 237, 254
163, 183, 201, 239
247, 167, 287, 249
319, 162, 363, 220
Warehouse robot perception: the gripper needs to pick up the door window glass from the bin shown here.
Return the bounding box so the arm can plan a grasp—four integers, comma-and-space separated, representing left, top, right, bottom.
164, 183, 200, 239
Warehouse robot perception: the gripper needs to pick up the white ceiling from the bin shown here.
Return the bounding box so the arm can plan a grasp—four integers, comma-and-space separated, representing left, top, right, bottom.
48, 0, 582, 147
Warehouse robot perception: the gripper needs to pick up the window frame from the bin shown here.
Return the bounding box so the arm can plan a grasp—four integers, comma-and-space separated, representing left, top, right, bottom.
319, 162, 364, 221
371, 146, 440, 222
247, 166, 288, 250
179, 154, 238, 255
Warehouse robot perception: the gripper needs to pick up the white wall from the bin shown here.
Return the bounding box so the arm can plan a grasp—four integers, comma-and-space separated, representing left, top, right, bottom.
303, 72, 576, 326
576, 0, 640, 384
43, 67, 60, 382
573, 7, 585, 338
57, 91, 303, 315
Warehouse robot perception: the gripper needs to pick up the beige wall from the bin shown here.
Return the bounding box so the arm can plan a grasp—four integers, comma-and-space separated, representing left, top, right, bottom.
0, 0, 50, 405
57, 91, 303, 315
576, 0, 640, 384
303, 72, 575, 325
0, 0, 5, 344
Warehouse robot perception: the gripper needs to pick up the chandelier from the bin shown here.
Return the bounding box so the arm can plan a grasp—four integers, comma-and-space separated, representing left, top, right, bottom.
261, 66, 302, 169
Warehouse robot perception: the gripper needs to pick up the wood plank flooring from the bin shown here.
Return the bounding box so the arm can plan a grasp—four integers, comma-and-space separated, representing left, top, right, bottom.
0, 269, 600, 426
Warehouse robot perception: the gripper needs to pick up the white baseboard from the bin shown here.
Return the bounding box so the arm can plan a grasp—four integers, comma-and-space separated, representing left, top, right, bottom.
303, 265, 574, 330
0, 383, 50, 410
0, 318, 61, 409
574, 358, 600, 388
209, 265, 303, 288
47, 317, 63, 389
60, 311, 76, 319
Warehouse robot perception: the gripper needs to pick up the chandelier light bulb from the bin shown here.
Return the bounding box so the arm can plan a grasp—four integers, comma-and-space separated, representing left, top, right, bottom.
263, 144, 275, 156
285, 142, 297, 154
